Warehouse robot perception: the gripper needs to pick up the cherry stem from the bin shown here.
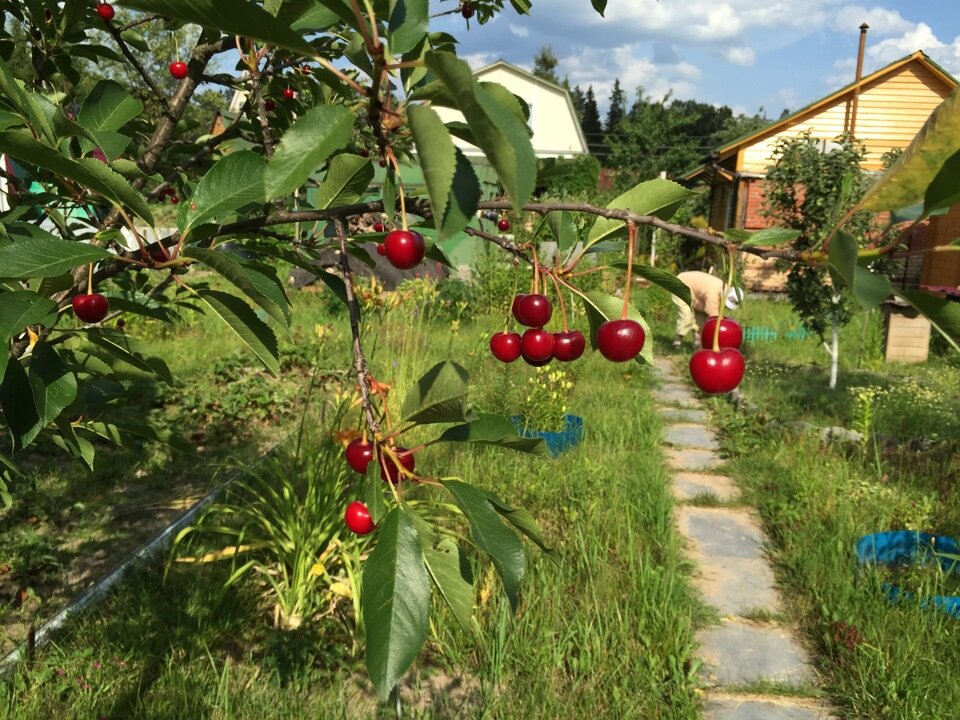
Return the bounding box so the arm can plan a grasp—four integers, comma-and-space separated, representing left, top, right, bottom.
387, 150, 408, 230
349, 0, 377, 54
315, 56, 368, 95
621, 221, 636, 320
86, 263, 93, 295
548, 271, 569, 332
531, 245, 540, 294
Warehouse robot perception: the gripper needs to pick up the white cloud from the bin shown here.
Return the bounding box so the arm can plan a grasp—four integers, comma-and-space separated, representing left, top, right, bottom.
725, 46, 756, 66
832, 6, 913, 36
460, 52, 495, 69
508, 23, 529, 38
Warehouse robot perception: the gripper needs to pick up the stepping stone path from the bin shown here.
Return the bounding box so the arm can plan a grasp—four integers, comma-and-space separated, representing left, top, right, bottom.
652, 356, 834, 720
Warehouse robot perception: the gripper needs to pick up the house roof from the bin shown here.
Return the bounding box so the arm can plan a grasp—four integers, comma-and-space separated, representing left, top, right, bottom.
472, 60, 589, 155
683, 51, 958, 182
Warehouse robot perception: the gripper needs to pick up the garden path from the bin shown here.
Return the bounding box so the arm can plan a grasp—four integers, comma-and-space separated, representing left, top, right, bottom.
653, 356, 836, 720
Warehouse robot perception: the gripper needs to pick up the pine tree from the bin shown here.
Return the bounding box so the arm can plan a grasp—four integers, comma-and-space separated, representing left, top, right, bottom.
582, 86, 604, 156
532, 46, 560, 84
605, 78, 625, 133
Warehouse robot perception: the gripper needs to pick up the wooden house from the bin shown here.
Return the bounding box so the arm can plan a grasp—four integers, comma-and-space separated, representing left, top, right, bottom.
433, 60, 589, 160
684, 50, 958, 295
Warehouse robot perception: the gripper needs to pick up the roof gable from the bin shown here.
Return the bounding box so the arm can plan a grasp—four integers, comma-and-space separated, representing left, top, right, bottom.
713, 51, 956, 163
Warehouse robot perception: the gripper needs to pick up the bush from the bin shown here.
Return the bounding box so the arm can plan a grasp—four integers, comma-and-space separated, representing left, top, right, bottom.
538, 155, 601, 198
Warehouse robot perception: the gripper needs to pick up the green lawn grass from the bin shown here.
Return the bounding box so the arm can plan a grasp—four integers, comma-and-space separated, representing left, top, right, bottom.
1, 295, 708, 719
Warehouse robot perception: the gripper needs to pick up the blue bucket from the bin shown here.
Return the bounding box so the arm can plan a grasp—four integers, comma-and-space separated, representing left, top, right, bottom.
855, 531, 960, 618
511, 414, 584, 458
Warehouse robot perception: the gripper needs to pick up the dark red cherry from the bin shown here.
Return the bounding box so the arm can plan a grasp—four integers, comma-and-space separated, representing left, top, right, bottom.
553, 330, 586, 362
490, 332, 522, 363
596, 319, 645, 362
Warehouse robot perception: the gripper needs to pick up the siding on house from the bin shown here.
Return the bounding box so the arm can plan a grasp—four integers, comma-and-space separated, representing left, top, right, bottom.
741, 62, 952, 174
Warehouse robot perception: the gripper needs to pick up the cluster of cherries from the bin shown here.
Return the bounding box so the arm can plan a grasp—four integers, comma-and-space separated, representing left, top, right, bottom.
342, 438, 418, 535
490, 294, 585, 365
689, 316, 745, 394
155, 185, 179, 204
490, 293, 645, 366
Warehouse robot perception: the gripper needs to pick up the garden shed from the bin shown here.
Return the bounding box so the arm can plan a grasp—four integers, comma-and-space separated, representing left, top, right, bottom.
684, 50, 958, 294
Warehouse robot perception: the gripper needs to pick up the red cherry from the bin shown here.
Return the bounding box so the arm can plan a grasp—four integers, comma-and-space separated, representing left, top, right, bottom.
383, 229, 425, 269
372, 222, 385, 233
170, 196, 179, 204
72, 293, 109, 324
360, 148, 370, 158
521, 328, 554, 363
515, 294, 552, 328
596, 319, 645, 362
497, 218, 510, 232
264, 99, 275, 112
375, 243, 387, 256
701, 316, 743, 350
96, 3, 115, 20
461, 1, 474, 19
344, 501, 376, 535
379, 158, 387, 167
553, 330, 586, 362
169, 61, 188, 79
511, 294, 527, 324
689, 348, 745, 394
490, 332, 522, 363
380, 447, 415, 484
283, 87, 295, 101
345, 438, 375, 473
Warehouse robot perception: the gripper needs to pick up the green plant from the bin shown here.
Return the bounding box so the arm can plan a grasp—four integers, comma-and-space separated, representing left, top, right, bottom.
520, 365, 575, 432
170, 437, 361, 633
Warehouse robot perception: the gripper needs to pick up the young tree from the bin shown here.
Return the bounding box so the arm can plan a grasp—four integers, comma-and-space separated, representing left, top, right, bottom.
762, 134, 892, 388
532, 44, 560, 84
605, 78, 626, 134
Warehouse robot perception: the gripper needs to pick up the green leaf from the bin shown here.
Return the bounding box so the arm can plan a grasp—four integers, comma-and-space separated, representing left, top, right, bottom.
442, 480, 525, 610
388, 0, 428, 55
896, 290, 960, 352
52, 420, 95, 471
0, 357, 40, 450
422, 537, 473, 631
425, 52, 535, 213
0, 57, 54, 144
609, 262, 691, 306
590, 0, 607, 15
0, 110, 24, 132
76, 80, 143, 154
265, 105, 354, 201
180, 151, 266, 233
437, 413, 547, 457
736, 228, 802, 247
546, 211, 578, 252
408, 105, 454, 235
195, 289, 279, 376
923, 149, 960, 217
0, 237, 112, 279
83, 329, 175, 385
827, 230, 891, 309
587, 178, 694, 247
400, 360, 470, 425
0, 291, 58, 385
27, 343, 77, 429
182, 247, 289, 328
484, 491, 556, 559
118, 0, 317, 56
0, 130, 153, 224
313, 153, 374, 209
579, 290, 653, 365
363, 507, 431, 701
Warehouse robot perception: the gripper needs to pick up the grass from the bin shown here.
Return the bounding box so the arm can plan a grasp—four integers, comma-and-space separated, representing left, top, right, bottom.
700, 295, 960, 719
0, 289, 710, 718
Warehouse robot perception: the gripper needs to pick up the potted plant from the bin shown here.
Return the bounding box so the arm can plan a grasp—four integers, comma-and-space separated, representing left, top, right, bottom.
512, 365, 584, 457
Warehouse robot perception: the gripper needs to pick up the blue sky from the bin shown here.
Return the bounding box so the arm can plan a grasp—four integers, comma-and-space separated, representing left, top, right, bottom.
434, 1, 960, 121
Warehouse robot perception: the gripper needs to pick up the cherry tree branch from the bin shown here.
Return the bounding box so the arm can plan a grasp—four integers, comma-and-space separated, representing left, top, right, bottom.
335, 218, 381, 435
104, 23, 172, 114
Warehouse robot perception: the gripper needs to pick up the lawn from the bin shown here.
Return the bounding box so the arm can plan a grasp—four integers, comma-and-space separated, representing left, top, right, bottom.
1, 281, 707, 719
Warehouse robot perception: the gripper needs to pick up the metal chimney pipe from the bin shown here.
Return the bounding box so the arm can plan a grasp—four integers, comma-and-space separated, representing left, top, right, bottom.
849, 23, 869, 136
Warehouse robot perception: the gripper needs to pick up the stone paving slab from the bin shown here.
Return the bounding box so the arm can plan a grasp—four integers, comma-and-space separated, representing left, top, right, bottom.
664, 423, 719, 450
664, 447, 723, 471
658, 407, 709, 423
653, 385, 700, 408
672, 472, 739, 503
677, 507, 778, 613
698, 621, 815, 687
704, 695, 834, 720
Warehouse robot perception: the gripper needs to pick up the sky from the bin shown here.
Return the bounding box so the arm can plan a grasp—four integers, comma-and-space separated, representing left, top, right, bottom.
433, 0, 960, 122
